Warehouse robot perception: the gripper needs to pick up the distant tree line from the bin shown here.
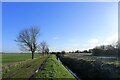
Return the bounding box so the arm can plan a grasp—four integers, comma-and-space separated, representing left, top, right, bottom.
50, 51, 66, 55
50, 50, 91, 54
67, 41, 120, 57
68, 50, 91, 53
91, 41, 120, 57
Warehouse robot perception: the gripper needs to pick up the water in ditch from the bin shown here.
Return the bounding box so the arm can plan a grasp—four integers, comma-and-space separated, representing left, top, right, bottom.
57, 57, 81, 80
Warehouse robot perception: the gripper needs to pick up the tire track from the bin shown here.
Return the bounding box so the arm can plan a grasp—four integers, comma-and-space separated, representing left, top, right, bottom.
28, 55, 50, 80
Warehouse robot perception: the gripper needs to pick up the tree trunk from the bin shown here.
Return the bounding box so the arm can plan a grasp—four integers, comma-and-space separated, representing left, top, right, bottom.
32, 51, 34, 59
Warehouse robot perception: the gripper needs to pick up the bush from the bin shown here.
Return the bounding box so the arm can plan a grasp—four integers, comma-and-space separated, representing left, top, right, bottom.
61, 51, 66, 54
92, 44, 118, 57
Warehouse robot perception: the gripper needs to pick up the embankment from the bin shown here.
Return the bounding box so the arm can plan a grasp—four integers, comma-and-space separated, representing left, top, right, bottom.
59, 54, 120, 80
34, 54, 76, 79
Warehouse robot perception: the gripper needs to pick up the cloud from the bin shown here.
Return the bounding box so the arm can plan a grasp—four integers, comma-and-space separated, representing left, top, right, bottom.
87, 34, 118, 48
89, 38, 99, 45
102, 34, 118, 45
53, 37, 60, 40
50, 34, 118, 52
49, 47, 89, 52
82, 34, 118, 50
86, 38, 99, 48
49, 47, 60, 52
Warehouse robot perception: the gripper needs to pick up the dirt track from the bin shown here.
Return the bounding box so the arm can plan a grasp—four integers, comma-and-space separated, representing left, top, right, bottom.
28, 55, 50, 80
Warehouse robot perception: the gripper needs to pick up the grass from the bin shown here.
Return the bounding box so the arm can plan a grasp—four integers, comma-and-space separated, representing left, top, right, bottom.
2, 53, 40, 65
64, 53, 119, 66
34, 54, 76, 79
103, 60, 120, 66
2, 55, 48, 78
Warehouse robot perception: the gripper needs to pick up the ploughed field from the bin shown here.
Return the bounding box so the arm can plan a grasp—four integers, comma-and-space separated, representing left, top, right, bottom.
59, 53, 120, 80
1, 53, 75, 79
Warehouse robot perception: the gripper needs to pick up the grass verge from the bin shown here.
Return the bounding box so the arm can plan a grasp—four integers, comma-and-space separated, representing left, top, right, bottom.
34, 54, 76, 79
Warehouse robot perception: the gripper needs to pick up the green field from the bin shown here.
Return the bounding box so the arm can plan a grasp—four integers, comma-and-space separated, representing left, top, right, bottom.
2, 53, 76, 79
2, 53, 48, 78
34, 54, 76, 79
3, 56, 48, 78
2, 53, 40, 65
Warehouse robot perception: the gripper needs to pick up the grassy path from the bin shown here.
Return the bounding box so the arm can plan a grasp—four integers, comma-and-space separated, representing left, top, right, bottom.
34, 54, 76, 79
29, 55, 50, 79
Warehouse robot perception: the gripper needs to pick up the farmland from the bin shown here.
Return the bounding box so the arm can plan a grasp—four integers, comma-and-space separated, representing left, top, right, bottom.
2, 53, 40, 65
63, 53, 119, 65
1, 53, 76, 79
2, 2, 119, 80
2, 53, 48, 78
1, 53, 120, 79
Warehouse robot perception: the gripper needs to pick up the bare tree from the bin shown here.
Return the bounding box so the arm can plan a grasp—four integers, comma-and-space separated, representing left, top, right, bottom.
15, 27, 40, 59
38, 41, 49, 55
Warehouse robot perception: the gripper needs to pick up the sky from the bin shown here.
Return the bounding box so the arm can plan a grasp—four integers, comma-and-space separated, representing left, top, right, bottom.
1, 0, 119, 2
0, 2, 1, 52
2, 2, 118, 52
